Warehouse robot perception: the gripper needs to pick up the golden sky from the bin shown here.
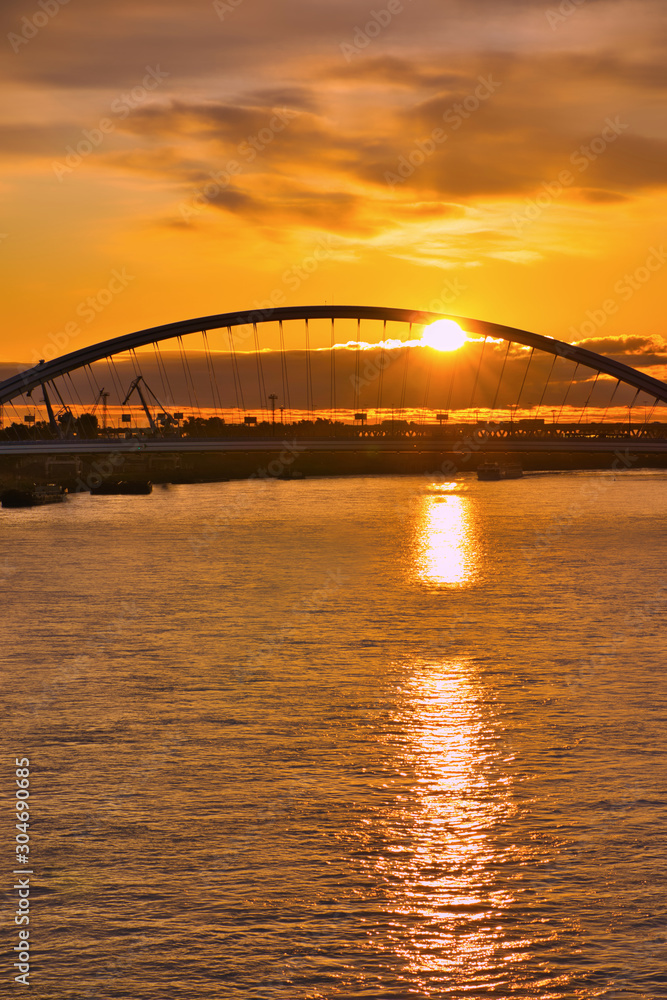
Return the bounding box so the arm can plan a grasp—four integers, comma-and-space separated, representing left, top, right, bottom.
1, 0, 666, 365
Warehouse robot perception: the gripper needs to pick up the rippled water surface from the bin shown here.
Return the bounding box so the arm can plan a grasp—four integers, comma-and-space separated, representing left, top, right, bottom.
2, 472, 667, 998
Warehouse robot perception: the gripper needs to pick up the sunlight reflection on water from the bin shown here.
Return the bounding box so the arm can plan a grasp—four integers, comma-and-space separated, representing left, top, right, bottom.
362, 658, 521, 991
414, 484, 477, 587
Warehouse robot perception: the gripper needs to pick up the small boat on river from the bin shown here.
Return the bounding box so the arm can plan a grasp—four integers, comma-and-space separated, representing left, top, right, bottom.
477, 462, 523, 481
275, 470, 305, 480
89, 480, 152, 495
1, 484, 66, 508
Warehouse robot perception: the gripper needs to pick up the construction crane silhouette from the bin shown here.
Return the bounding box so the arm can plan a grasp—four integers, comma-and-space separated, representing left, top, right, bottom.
122, 376, 172, 434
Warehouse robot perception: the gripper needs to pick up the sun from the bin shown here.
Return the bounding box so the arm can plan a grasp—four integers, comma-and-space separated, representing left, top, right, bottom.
421, 319, 467, 352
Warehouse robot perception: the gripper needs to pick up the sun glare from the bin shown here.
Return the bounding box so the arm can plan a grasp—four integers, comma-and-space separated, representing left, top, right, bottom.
421, 319, 467, 352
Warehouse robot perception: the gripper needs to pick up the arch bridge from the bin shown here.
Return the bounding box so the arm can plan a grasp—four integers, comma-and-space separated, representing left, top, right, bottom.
1, 306, 667, 459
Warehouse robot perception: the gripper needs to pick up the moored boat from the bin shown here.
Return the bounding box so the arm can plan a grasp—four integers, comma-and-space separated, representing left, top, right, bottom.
477, 462, 523, 481
275, 470, 305, 480
89, 480, 152, 495
1, 484, 66, 508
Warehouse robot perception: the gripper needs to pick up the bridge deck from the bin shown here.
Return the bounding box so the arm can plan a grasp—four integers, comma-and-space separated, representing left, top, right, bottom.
1, 437, 666, 456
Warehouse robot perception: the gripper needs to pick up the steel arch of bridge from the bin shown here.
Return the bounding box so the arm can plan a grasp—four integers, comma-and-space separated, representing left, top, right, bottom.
2, 305, 667, 406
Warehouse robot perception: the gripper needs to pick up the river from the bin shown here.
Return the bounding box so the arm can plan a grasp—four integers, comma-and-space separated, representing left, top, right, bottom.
2, 471, 666, 998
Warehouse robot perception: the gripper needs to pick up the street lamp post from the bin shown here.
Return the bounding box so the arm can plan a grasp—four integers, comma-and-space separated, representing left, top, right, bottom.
268, 393, 278, 435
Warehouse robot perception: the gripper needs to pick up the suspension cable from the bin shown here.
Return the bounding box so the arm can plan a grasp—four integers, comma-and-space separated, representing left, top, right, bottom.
128, 349, 142, 378
556, 362, 579, 423
152, 341, 173, 408
252, 322, 268, 417
467, 335, 488, 419
227, 327, 245, 417
399, 324, 412, 420
626, 387, 642, 432
304, 319, 313, 419
202, 330, 223, 417
105, 356, 126, 408
600, 378, 621, 424
445, 338, 461, 417
329, 318, 336, 420
645, 396, 660, 424
515, 347, 535, 414
535, 353, 558, 420
577, 369, 599, 424
354, 319, 361, 413
84, 363, 101, 399
7, 398, 25, 438
109, 356, 129, 420
176, 338, 195, 415
491, 340, 512, 417
420, 343, 433, 425
65, 371, 85, 412
279, 320, 292, 422
376, 320, 386, 424
177, 335, 202, 418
